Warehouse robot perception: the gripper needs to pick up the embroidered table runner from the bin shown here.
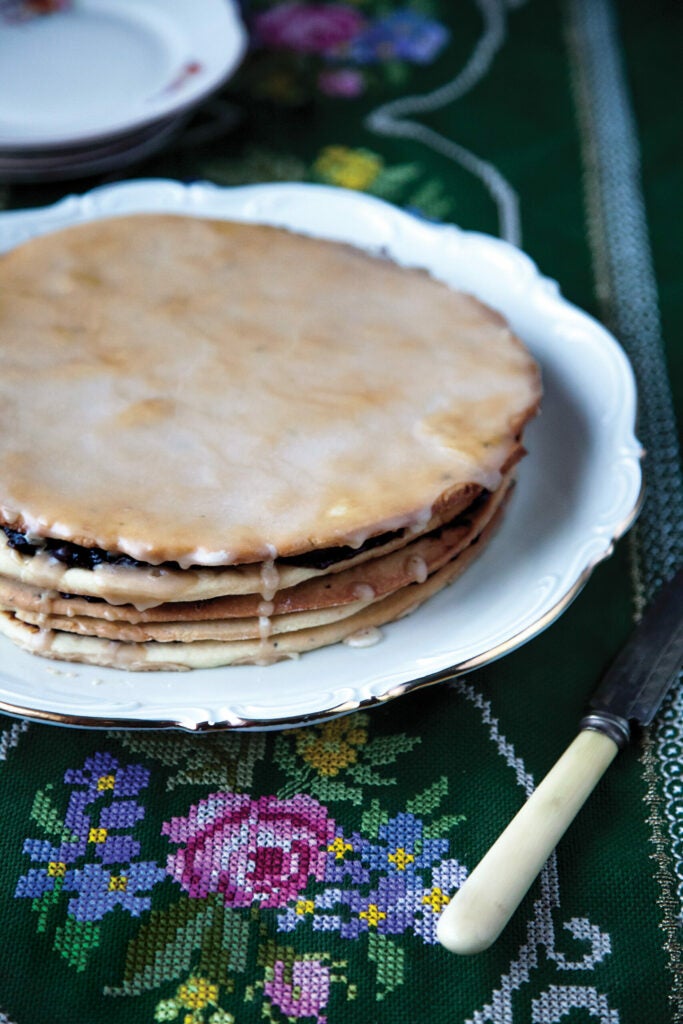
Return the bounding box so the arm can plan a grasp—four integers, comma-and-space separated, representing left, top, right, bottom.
1, 2, 681, 1022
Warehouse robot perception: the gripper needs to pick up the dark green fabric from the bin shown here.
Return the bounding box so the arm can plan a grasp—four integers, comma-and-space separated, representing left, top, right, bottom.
0, 2, 681, 1022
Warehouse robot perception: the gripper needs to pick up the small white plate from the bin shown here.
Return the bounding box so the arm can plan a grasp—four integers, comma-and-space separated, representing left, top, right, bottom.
0, 181, 643, 731
0, 0, 246, 149
0, 112, 189, 182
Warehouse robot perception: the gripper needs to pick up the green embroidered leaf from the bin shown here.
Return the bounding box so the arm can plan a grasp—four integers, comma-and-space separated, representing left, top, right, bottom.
202, 148, 308, 188
360, 799, 389, 838
360, 734, 420, 766
221, 906, 252, 974
54, 916, 101, 972
197, 905, 252, 982
346, 764, 397, 787
423, 813, 466, 839
272, 733, 301, 776
410, 0, 438, 17
367, 931, 405, 999
382, 60, 411, 87
110, 731, 266, 792
408, 180, 454, 220
405, 776, 449, 817
29, 786, 74, 840
32, 880, 63, 933
111, 895, 223, 995
370, 162, 421, 197
308, 777, 365, 806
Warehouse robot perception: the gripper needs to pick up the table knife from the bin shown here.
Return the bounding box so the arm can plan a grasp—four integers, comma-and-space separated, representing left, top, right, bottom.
437, 566, 683, 955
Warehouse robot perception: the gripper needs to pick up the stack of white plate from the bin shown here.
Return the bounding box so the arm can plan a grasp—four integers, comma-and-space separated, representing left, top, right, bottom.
0, 0, 247, 182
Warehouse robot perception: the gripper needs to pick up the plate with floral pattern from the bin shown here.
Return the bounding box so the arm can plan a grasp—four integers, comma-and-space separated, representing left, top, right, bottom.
0, 180, 643, 730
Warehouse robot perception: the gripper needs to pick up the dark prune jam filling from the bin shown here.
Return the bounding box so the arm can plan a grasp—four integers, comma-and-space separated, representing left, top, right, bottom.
279, 529, 402, 571
1, 489, 491, 576
1, 526, 168, 571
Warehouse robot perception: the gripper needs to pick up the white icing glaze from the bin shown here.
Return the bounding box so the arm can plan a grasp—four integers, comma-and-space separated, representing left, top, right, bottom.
405, 555, 429, 585
0, 216, 541, 566
259, 561, 280, 603
343, 626, 383, 648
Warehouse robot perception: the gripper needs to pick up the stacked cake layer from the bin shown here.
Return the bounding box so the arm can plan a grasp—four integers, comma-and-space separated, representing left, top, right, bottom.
0, 214, 541, 670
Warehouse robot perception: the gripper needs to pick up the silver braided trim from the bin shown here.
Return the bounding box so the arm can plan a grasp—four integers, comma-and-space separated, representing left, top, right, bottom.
565, 0, 683, 982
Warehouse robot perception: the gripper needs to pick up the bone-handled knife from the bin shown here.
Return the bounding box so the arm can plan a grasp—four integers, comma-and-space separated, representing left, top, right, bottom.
437, 566, 683, 956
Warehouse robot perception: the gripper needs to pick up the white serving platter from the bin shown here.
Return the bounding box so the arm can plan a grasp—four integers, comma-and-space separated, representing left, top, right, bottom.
0, 180, 643, 730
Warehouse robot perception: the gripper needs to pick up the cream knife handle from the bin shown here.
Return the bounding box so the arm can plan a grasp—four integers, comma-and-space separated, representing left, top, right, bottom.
436, 727, 622, 955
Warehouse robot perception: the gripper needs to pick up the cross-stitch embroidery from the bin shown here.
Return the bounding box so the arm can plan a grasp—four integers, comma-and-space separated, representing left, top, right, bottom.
14, 752, 165, 970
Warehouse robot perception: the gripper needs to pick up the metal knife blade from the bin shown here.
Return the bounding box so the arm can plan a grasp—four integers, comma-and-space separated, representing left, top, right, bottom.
580, 566, 683, 747
437, 565, 683, 956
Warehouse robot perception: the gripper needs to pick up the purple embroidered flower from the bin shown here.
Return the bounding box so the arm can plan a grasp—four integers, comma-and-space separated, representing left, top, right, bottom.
19, 756, 150, 868
163, 793, 336, 909
324, 830, 369, 884
264, 957, 331, 1023
254, 2, 366, 55
349, 11, 449, 65
414, 858, 468, 943
317, 67, 365, 98
62, 861, 165, 922
337, 872, 421, 938
64, 751, 150, 800
277, 811, 469, 944
15, 752, 159, 920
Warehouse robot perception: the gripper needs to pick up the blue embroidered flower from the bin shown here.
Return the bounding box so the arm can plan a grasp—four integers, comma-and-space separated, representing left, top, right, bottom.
348, 11, 449, 66
15, 864, 64, 899
62, 861, 165, 922
15, 752, 161, 925
365, 811, 450, 874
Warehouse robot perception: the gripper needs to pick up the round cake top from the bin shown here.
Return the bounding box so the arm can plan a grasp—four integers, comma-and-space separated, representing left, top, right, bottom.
0, 214, 541, 567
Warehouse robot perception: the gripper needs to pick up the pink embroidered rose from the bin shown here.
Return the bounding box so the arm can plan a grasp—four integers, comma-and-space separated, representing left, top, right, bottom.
264, 958, 331, 1023
162, 793, 335, 908
254, 3, 366, 55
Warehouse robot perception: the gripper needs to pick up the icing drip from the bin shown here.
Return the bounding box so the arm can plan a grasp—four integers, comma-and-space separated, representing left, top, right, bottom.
259, 555, 280, 603
258, 556, 279, 654
406, 555, 429, 585
35, 627, 55, 653
343, 626, 383, 648
351, 583, 376, 603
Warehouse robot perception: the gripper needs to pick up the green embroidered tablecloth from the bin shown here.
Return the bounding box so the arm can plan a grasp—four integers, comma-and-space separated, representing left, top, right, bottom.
1, 2, 681, 1022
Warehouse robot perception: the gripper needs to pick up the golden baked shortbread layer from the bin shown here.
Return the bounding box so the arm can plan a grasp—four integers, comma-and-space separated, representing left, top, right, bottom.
0, 214, 541, 669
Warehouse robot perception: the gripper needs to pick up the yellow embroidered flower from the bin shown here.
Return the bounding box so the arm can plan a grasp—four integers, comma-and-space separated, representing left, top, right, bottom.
108, 874, 128, 892
97, 773, 116, 790
294, 715, 368, 776
87, 827, 108, 844
47, 861, 67, 877
387, 846, 415, 871
295, 898, 316, 915
359, 903, 387, 928
177, 976, 219, 1011
327, 835, 353, 859
313, 146, 383, 191
422, 886, 450, 914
